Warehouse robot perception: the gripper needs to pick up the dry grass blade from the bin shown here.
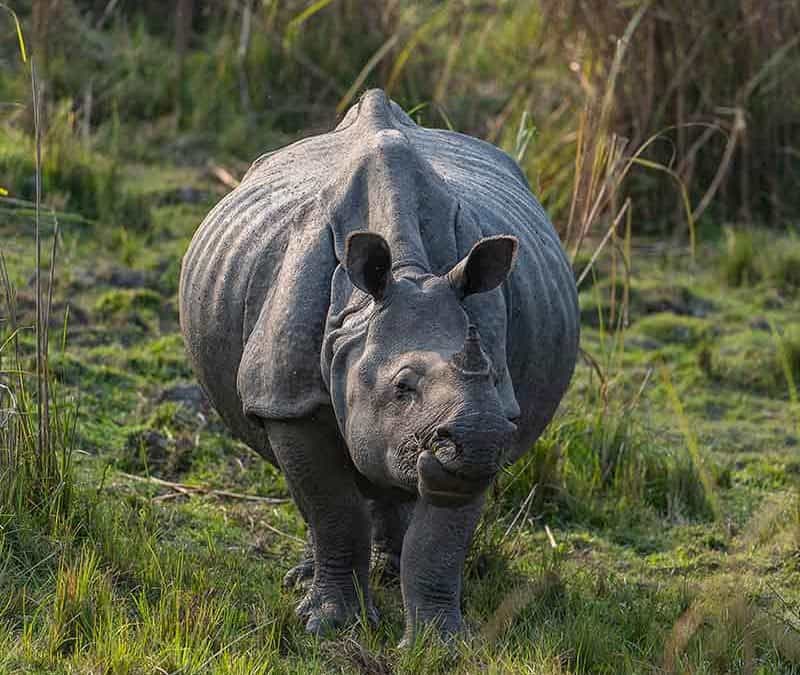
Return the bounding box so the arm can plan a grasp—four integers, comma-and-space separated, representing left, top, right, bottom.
0, 2, 27, 62
284, 0, 338, 48
481, 571, 561, 644
337, 35, 400, 115
117, 471, 290, 505
208, 163, 240, 189
575, 198, 630, 288
662, 604, 704, 673
31, 58, 45, 466
385, 5, 449, 93
690, 109, 744, 223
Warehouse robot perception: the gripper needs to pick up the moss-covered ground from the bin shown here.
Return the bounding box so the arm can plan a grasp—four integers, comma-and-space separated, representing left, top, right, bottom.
1, 164, 799, 673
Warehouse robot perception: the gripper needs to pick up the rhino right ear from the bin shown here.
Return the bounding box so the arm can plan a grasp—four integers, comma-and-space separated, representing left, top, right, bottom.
344, 231, 393, 301
447, 235, 518, 299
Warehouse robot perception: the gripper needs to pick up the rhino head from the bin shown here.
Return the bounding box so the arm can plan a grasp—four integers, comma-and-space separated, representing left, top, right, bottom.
329, 231, 520, 505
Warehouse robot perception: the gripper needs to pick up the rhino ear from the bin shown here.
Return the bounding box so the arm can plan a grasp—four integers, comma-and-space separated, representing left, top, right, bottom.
344, 231, 393, 300
447, 235, 518, 298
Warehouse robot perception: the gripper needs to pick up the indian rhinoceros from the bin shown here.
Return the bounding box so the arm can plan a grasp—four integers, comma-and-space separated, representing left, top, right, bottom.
179, 89, 579, 642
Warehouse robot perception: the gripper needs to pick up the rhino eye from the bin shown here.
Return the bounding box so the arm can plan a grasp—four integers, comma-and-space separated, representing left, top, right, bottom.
393, 369, 419, 400
395, 382, 414, 399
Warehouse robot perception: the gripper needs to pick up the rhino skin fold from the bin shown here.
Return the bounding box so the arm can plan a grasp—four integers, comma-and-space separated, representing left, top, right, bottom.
179, 90, 579, 642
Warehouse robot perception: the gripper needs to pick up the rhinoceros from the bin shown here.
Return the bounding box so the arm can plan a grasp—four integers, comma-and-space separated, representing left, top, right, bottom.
179, 89, 579, 642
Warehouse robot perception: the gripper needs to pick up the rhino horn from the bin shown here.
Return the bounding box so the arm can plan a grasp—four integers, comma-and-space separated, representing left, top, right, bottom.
451, 324, 490, 376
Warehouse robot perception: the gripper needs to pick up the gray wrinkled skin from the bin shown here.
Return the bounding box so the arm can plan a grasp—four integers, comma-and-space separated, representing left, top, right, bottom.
179, 90, 579, 643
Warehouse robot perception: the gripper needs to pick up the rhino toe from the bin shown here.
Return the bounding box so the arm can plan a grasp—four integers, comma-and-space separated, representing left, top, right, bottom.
296, 583, 378, 636
283, 556, 314, 589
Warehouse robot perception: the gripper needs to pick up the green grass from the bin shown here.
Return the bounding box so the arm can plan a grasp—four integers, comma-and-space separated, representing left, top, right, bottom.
3, 193, 800, 672
0, 112, 147, 228
720, 228, 800, 294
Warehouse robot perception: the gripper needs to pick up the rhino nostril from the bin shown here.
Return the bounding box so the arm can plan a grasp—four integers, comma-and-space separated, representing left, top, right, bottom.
432, 427, 459, 463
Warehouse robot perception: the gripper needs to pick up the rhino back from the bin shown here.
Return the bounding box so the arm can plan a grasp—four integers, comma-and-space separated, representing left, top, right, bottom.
180, 90, 578, 463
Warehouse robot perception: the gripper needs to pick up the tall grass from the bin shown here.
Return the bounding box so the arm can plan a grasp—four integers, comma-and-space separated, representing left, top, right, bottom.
540, 0, 800, 226
0, 13, 76, 535
5, 1, 798, 227
486, 8, 715, 536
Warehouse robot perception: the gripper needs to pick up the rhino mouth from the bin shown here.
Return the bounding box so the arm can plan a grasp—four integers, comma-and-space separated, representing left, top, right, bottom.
415, 440, 497, 505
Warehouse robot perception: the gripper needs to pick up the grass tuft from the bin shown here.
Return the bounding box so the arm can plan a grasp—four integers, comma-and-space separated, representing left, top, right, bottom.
720, 227, 800, 294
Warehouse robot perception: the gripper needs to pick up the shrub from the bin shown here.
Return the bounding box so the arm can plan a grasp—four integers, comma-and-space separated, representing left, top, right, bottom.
707, 328, 800, 399
633, 313, 710, 346
720, 228, 761, 287
0, 106, 148, 227
767, 237, 800, 295
49, 547, 114, 655
720, 227, 800, 293
497, 406, 715, 528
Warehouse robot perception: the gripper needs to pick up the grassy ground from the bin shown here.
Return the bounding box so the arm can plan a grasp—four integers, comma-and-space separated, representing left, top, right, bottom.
1, 159, 798, 673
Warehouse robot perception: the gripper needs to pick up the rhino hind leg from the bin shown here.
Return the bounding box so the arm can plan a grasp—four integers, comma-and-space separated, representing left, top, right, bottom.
368, 498, 413, 585
282, 500, 412, 590
265, 413, 376, 634
282, 531, 314, 589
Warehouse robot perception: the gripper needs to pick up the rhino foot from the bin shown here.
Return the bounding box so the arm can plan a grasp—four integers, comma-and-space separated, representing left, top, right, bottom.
399, 611, 467, 647
296, 583, 378, 635
283, 555, 315, 589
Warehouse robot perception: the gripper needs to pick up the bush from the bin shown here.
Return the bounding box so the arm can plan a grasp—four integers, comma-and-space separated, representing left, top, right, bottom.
497, 407, 715, 527
0, 107, 148, 227
720, 228, 761, 287
706, 328, 800, 399
720, 228, 800, 294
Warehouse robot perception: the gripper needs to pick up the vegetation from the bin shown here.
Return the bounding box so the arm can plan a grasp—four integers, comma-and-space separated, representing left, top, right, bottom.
1, 1, 799, 673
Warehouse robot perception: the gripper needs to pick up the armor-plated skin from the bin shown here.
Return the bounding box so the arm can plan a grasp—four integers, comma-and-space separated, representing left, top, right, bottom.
179, 90, 579, 642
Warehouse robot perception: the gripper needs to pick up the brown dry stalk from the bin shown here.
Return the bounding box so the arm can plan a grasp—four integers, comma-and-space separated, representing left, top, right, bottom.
208, 164, 240, 189
661, 494, 800, 670
662, 604, 704, 674
481, 571, 561, 644
117, 471, 289, 505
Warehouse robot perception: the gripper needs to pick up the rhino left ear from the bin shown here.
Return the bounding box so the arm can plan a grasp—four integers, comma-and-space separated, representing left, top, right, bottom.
447, 235, 518, 298
344, 231, 393, 300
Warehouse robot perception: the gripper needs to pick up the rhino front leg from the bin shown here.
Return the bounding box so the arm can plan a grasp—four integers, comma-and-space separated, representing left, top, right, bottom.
400, 492, 486, 644
265, 414, 374, 634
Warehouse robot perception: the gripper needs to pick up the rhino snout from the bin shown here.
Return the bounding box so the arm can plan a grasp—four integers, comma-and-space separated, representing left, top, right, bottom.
434, 413, 516, 473
416, 413, 516, 505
